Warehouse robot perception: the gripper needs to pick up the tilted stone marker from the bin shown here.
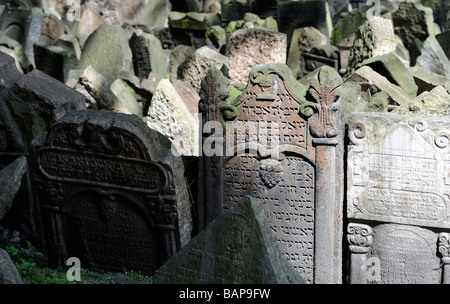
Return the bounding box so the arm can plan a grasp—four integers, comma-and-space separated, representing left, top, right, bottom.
198, 64, 345, 283
229, 27, 287, 84
346, 112, 450, 284
154, 195, 307, 284
32, 110, 193, 275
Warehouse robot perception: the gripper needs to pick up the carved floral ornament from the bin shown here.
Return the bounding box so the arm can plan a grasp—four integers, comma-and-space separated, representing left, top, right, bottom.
215, 64, 343, 138
439, 233, 450, 261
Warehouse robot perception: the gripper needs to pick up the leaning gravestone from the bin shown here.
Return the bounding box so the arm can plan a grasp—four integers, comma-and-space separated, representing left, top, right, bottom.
229, 27, 287, 84
346, 112, 450, 284
198, 64, 345, 284
154, 195, 307, 284
32, 110, 193, 275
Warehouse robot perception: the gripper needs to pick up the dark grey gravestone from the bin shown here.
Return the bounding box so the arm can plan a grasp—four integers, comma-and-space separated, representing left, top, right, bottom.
32, 110, 193, 275
154, 195, 307, 284
12, 69, 87, 129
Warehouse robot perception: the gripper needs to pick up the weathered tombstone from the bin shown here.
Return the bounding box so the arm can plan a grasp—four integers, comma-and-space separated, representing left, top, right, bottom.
416, 35, 450, 78
145, 79, 200, 156
221, 0, 251, 26
154, 195, 307, 284
392, 1, 436, 50
75, 24, 133, 86
278, 0, 332, 42
347, 16, 409, 76
346, 112, 450, 283
344, 66, 412, 109
198, 64, 345, 283
169, 11, 221, 48
287, 26, 327, 79
178, 46, 229, 91
301, 45, 340, 76
331, 9, 367, 45
229, 27, 287, 84
32, 110, 193, 275
12, 69, 87, 130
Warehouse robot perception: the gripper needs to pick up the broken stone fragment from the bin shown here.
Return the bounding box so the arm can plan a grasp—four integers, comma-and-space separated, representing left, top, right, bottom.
205, 25, 227, 53
110, 79, 143, 117
0, 50, 23, 88
409, 65, 450, 94
170, 44, 196, 80
0, 156, 27, 222
345, 65, 412, 108
393, 85, 450, 117
416, 35, 450, 78
76, 65, 140, 117
359, 52, 418, 98
76, 5, 105, 48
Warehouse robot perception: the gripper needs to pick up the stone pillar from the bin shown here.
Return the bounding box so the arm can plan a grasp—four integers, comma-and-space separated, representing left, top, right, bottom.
307, 68, 343, 284
439, 232, 450, 284
347, 223, 373, 284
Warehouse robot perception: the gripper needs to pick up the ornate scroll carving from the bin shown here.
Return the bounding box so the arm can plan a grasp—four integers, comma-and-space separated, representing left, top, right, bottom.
347, 223, 373, 253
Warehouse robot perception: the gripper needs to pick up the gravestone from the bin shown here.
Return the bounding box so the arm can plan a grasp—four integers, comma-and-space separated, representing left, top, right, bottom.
287, 26, 327, 79
229, 27, 287, 84
198, 64, 345, 284
392, 1, 436, 50
177, 46, 229, 92
154, 195, 307, 284
346, 112, 450, 284
301, 45, 340, 76
32, 110, 193, 275
346, 16, 409, 76
145, 79, 200, 156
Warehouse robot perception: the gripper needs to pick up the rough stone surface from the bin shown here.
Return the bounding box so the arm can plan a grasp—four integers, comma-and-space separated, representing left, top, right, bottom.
170, 44, 196, 80
393, 85, 450, 116
0, 157, 27, 221
416, 35, 450, 78
138, 0, 171, 30
154, 196, 307, 284
145, 79, 199, 156
0, 248, 22, 284
32, 110, 193, 274
392, 1, 436, 49
12, 69, 87, 129
77, 5, 105, 48
178, 46, 229, 91
0, 50, 23, 88
347, 16, 409, 75
76, 24, 133, 86
229, 27, 287, 84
